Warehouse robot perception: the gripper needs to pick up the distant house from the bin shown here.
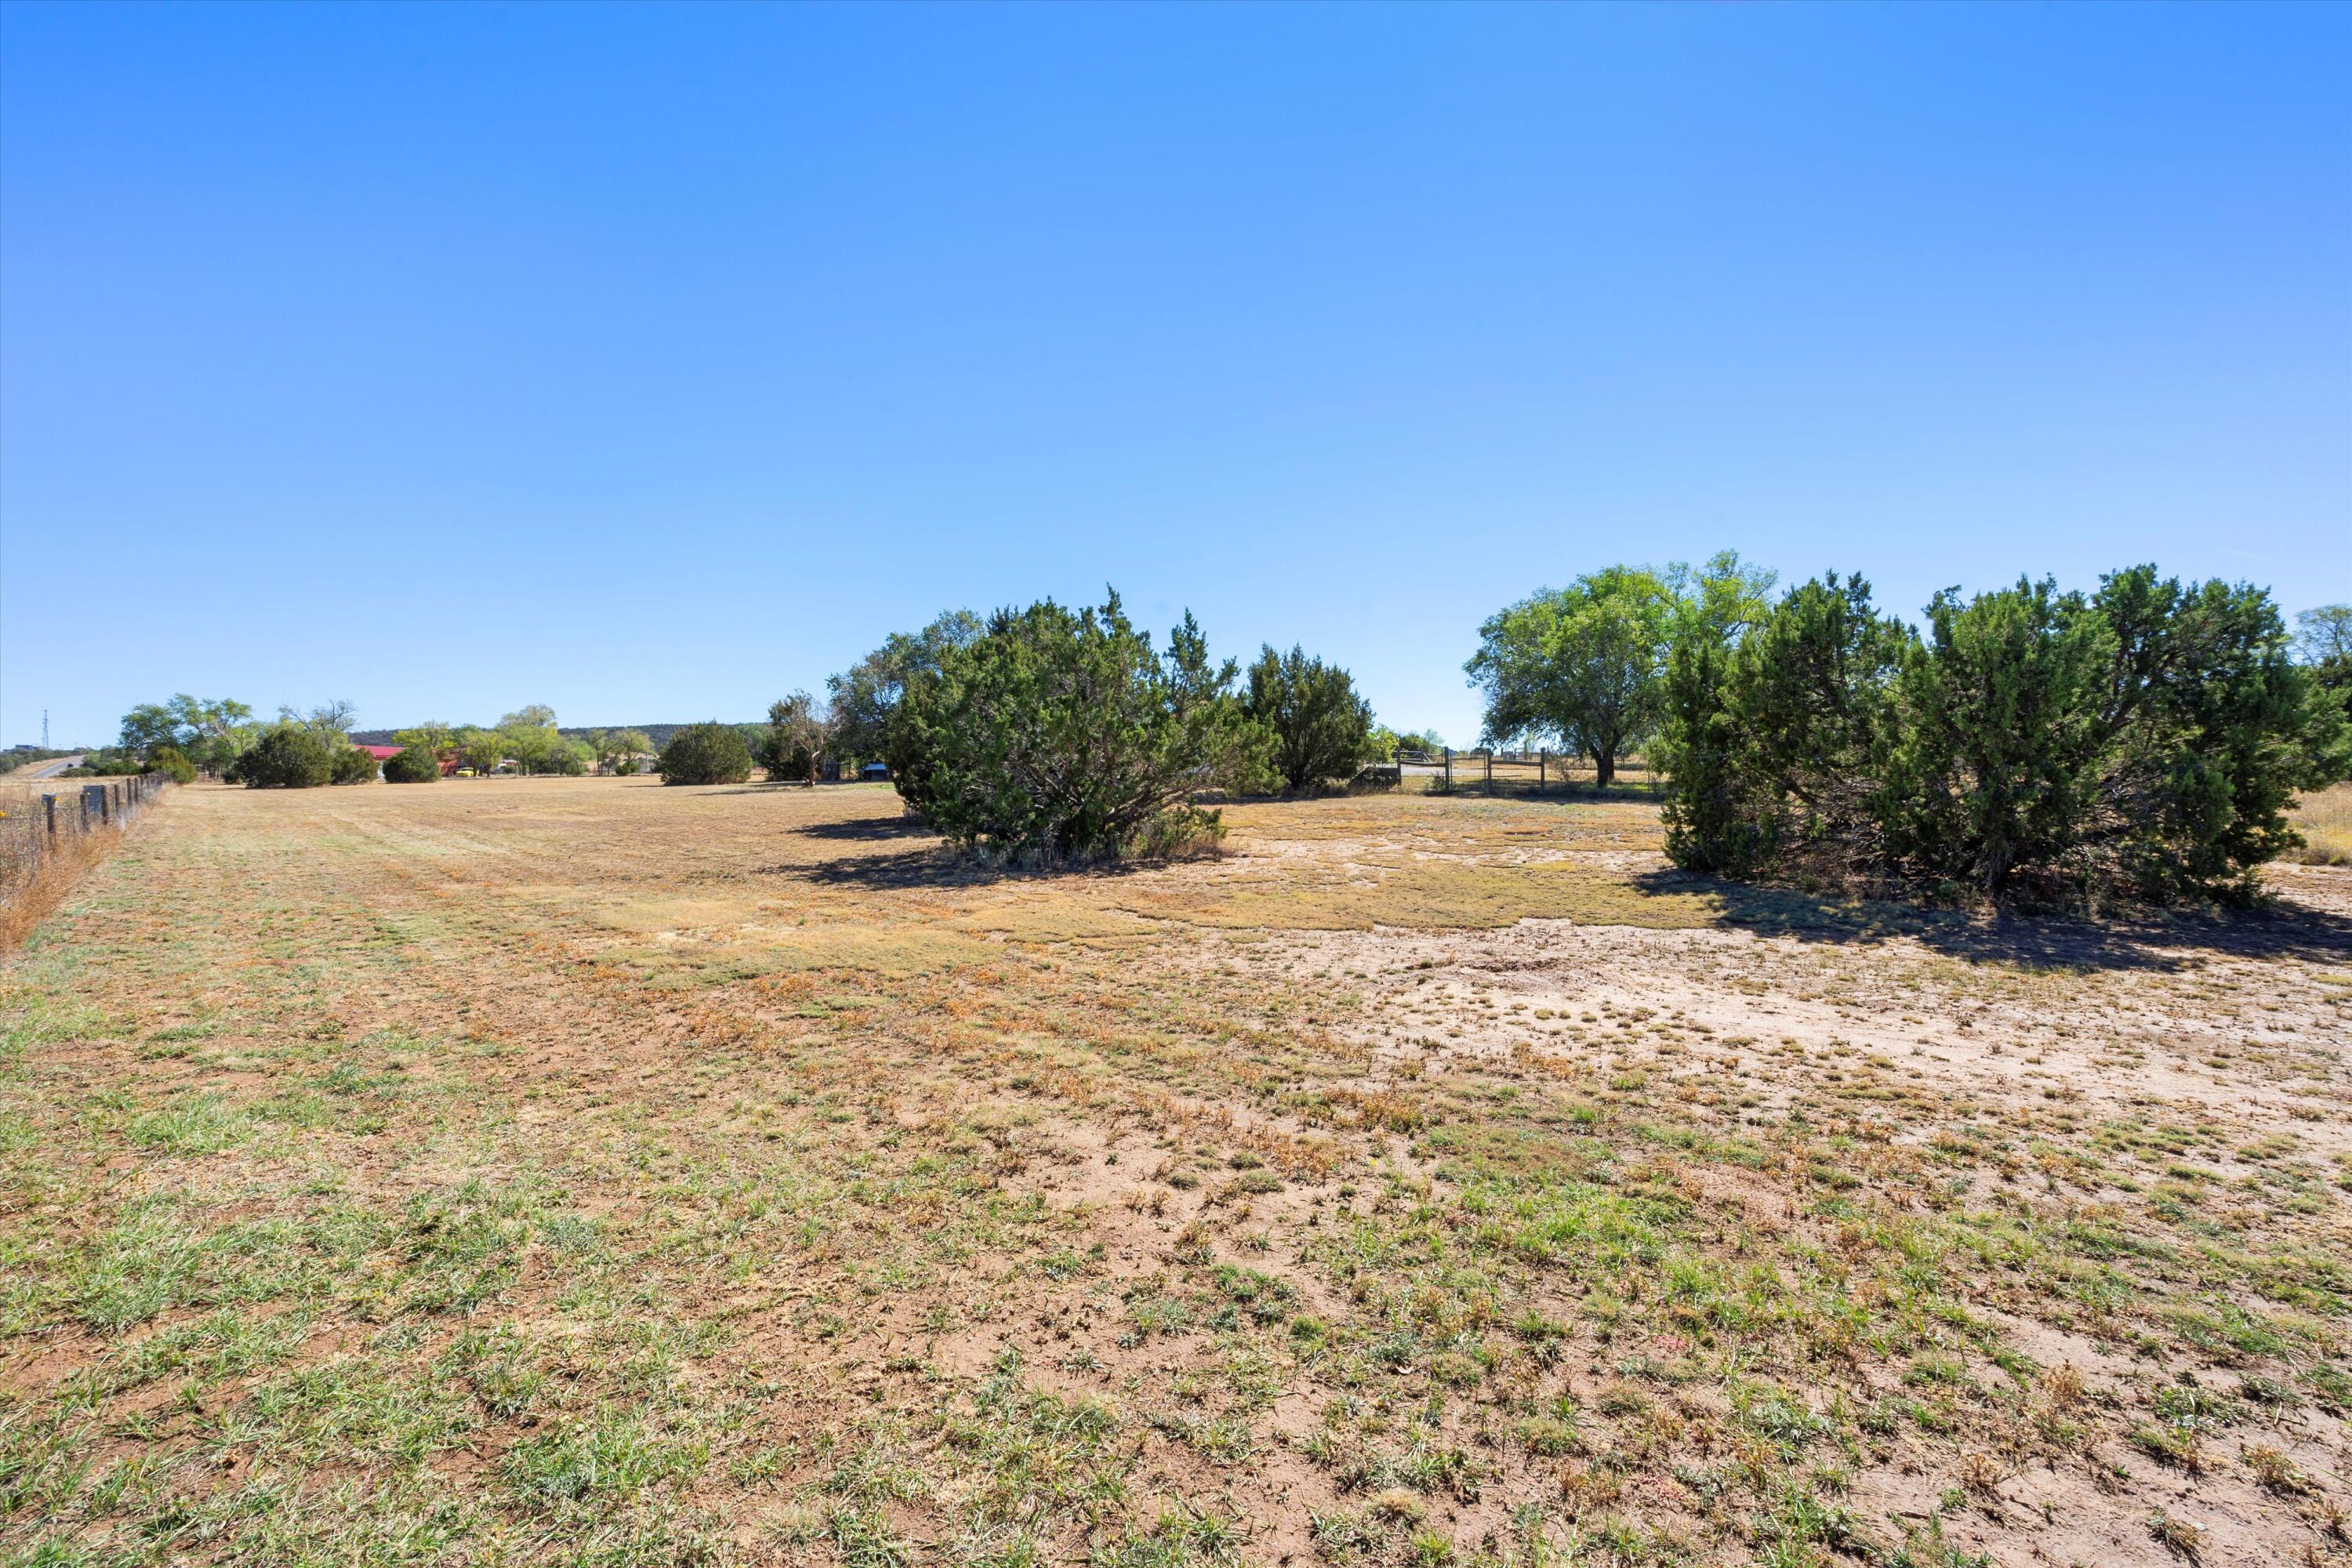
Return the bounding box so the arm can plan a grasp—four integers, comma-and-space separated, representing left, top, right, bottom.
351, 744, 402, 762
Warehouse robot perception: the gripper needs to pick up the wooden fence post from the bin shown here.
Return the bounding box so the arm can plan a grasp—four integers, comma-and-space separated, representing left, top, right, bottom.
45, 795, 57, 840
1442, 748, 1451, 790
1485, 751, 1494, 794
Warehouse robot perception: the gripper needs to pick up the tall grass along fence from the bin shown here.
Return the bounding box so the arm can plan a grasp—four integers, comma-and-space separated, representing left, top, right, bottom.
1380, 747, 1657, 796
0, 772, 172, 946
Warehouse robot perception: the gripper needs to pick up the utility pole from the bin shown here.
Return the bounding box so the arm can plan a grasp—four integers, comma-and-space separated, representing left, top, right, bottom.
42, 710, 49, 750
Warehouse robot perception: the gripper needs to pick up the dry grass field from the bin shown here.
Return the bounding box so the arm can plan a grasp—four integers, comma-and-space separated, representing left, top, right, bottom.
4, 777, 2350, 1568
2294, 785, 2352, 868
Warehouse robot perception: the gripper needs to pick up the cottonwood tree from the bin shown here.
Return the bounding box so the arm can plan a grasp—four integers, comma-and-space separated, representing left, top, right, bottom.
395, 721, 456, 757
601, 730, 653, 772
453, 728, 506, 775
295, 700, 358, 735
1466, 566, 1677, 787
760, 692, 829, 785
828, 611, 983, 762
118, 695, 255, 775
2299, 605, 2352, 709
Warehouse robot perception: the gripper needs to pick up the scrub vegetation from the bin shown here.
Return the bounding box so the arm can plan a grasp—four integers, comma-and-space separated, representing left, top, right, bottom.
5, 775, 2349, 1567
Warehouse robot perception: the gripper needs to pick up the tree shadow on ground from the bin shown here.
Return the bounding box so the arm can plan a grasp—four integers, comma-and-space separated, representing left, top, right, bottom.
783, 837, 1171, 891
1632, 868, 2352, 973
791, 815, 934, 842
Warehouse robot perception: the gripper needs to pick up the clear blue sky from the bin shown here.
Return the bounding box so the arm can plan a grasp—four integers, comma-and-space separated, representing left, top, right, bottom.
5, 3, 2347, 748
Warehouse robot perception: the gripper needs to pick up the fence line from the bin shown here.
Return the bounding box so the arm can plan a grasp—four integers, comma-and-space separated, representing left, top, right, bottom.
0, 771, 173, 908
1382, 746, 1658, 796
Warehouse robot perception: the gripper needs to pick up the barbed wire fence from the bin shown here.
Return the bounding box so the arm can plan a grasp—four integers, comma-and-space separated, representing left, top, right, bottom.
0, 772, 173, 914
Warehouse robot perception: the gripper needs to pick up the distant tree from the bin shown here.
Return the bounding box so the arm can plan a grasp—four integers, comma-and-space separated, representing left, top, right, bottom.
827, 611, 985, 762
234, 722, 340, 788
493, 708, 586, 775
394, 720, 455, 755
1467, 567, 1678, 788
891, 593, 1252, 860
760, 692, 829, 785
67, 748, 144, 777
293, 700, 358, 735
2299, 605, 2352, 709
118, 695, 254, 774
503, 723, 566, 775
597, 729, 653, 773
454, 728, 506, 775
1243, 645, 1374, 793
657, 721, 754, 786
383, 746, 441, 783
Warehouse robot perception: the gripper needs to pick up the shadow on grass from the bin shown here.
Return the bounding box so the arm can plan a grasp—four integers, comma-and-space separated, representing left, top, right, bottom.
1634, 867, 2352, 973
782, 837, 1179, 891
791, 815, 934, 843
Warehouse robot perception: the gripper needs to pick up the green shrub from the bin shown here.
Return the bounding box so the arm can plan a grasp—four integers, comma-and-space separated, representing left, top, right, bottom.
234, 723, 339, 789
144, 746, 198, 784
890, 592, 1250, 861
656, 721, 753, 786
1244, 644, 1371, 793
1657, 566, 2352, 906
67, 747, 144, 776
382, 746, 441, 784
330, 745, 380, 785
1656, 573, 1907, 879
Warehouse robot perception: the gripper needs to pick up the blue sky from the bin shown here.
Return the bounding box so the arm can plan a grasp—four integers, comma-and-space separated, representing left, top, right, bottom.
4, 3, 2347, 747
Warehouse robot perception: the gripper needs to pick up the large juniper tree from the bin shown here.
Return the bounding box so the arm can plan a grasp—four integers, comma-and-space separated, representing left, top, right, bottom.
891, 592, 1253, 860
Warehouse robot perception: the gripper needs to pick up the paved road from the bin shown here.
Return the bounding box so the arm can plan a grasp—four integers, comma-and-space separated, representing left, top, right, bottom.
19, 755, 84, 779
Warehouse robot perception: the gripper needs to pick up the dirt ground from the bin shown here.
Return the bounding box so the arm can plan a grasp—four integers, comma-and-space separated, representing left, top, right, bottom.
4, 776, 2348, 1567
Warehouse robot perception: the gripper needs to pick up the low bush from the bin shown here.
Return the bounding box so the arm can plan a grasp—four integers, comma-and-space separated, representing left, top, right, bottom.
330, 744, 381, 785
657, 721, 753, 786
64, 747, 143, 777
383, 746, 441, 784
145, 746, 198, 785
232, 723, 340, 789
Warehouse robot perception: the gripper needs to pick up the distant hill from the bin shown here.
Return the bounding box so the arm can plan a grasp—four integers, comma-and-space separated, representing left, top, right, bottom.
348, 724, 747, 750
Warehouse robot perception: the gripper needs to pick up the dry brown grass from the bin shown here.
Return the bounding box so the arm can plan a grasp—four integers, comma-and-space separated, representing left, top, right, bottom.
2, 776, 2347, 1567
0, 776, 154, 953
0, 820, 125, 951
2291, 781, 2352, 866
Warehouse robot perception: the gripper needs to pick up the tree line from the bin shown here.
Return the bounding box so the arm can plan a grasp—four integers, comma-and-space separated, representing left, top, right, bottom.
90, 697, 656, 787
654, 593, 1414, 860
89, 572, 2350, 904
1469, 557, 2350, 906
